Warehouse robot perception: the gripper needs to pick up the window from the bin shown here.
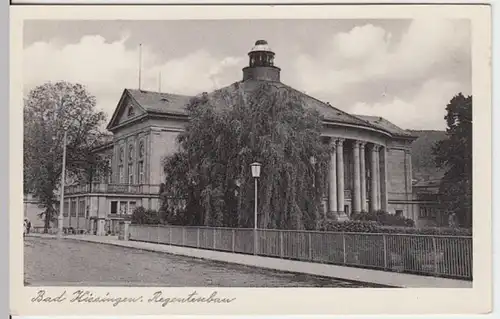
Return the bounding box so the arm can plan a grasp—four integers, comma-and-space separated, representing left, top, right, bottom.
119, 166, 124, 183
128, 145, 134, 161
419, 207, 435, 219
128, 201, 136, 215
119, 147, 124, 164
63, 201, 69, 217
107, 159, 112, 183
138, 161, 144, 184
70, 200, 76, 217
119, 202, 127, 215
110, 201, 118, 215
139, 140, 145, 158
79, 199, 85, 218
128, 145, 135, 184
128, 163, 134, 184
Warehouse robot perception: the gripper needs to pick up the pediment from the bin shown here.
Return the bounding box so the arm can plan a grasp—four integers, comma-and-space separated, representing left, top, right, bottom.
107, 90, 147, 130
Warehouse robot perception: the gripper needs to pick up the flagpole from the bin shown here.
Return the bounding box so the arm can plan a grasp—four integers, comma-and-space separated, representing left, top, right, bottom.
138, 43, 142, 90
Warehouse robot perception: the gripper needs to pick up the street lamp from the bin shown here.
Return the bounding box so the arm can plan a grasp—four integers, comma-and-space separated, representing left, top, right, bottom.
58, 130, 68, 239
250, 162, 261, 255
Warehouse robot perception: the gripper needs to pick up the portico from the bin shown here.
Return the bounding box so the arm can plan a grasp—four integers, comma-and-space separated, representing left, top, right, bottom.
326, 137, 388, 218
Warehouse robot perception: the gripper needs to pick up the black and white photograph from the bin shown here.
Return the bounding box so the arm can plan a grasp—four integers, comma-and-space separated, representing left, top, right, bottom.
11, 3, 492, 316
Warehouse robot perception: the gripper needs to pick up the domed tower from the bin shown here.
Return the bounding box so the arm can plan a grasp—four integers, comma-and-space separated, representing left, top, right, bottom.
242, 40, 281, 82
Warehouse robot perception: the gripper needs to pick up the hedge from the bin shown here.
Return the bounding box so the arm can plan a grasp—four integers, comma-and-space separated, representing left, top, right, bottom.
317, 220, 472, 236
351, 210, 415, 227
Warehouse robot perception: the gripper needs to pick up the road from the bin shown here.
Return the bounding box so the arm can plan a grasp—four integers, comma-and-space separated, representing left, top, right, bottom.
24, 236, 372, 287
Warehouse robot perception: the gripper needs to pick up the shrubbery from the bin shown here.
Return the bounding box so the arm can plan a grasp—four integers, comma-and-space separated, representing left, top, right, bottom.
351, 210, 415, 227
317, 219, 471, 236
131, 206, 161, 225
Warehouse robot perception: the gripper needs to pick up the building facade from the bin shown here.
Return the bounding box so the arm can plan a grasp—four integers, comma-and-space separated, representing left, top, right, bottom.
56, 40, 424, 235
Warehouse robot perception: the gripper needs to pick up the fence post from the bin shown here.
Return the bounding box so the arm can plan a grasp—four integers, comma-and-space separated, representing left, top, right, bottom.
308, 232, 313, 261
432, 236, 438, 274
196, 228, 200, 248
279, 231, 284, 258
156, 224, 160, 244
213, 228, 217, 250
383, 234, 388, 269
254, 229, 258, 255
342, 233, 347, 264
182, 227, 186, 246
231, 229, 236, 252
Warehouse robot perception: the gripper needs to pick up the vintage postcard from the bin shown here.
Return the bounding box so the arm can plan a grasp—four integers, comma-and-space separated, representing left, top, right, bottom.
10, 3, 492, 316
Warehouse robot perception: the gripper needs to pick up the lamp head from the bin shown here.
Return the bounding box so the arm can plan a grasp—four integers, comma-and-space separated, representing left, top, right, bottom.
250, 162, 261, 178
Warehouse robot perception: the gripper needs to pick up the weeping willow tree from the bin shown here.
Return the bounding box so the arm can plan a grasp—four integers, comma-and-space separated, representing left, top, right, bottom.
160, 81, 332, 230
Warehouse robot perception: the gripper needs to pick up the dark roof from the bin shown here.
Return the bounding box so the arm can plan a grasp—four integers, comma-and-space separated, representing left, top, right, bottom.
354, 115, 416, 138
120, 83, 412, 137
127, 89, 192, 116
206, 80, 383, 130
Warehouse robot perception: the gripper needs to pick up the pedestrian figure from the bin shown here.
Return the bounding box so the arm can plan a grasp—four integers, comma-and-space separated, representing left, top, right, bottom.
23, 219, 27, 237
27, 219, 31, 234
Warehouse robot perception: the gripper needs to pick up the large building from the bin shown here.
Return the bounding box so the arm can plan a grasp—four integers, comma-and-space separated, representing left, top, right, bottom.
27, 40, 434, 234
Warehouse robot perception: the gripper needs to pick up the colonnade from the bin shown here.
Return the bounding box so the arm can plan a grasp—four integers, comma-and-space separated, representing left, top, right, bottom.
327, 138, 388, 215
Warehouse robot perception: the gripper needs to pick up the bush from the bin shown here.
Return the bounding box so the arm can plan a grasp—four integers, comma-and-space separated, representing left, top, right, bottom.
317, 220, 380, 233
317, 219, 471, 236
131, 206, 161, 225
351, 210, 415, 227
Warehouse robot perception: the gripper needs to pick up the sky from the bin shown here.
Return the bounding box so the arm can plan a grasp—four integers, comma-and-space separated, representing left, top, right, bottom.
23, 19, 471, 130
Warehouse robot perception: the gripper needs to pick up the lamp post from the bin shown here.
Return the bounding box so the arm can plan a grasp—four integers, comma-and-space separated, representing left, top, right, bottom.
58, 130, 68, 239
250, 162, 261, 255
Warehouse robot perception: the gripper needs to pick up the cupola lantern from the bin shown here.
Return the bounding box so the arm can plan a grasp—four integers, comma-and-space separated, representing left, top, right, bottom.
242, 40, 281, 82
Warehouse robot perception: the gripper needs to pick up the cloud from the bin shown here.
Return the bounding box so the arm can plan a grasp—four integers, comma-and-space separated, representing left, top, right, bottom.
23, 35, 243, 119
291, 19, 471, 129
350, 79, 465, 130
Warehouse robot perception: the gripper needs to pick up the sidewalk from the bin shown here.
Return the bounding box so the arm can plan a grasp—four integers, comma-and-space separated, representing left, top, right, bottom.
28, 233, 472, 288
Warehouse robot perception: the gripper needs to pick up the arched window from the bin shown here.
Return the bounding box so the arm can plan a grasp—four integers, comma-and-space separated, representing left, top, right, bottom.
139, 140, 145, 159
119, 147, 124, 164
138, 140, 145, 184
128, 145, 134, 184
128, 145, 134, 161
118, 147, 124, 183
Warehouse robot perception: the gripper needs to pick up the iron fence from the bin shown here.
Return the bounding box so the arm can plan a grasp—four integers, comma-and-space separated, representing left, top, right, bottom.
128, 224, 472, 280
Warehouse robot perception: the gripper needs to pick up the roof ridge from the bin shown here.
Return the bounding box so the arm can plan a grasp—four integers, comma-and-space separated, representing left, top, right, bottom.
279, 83, 382, 129
125, 88, 193, 98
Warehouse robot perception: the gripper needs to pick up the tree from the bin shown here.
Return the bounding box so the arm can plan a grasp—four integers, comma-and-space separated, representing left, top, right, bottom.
160, 82, 332, 230
24, 82, 108, 232
432, 93, 472, 228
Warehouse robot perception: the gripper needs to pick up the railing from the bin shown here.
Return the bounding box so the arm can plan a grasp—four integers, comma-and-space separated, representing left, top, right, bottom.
29, 226, 88, 235
129, 224, 473, 280
64, 183, 161, 195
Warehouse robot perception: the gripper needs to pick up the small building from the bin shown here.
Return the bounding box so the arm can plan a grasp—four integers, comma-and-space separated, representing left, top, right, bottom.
411, 178, 446, 227
61, 40, 426, 234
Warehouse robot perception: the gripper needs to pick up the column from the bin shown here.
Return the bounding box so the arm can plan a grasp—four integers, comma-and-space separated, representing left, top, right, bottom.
376, 147, 381, 210
328, 139, 337, 212
370, 144, 379, 212
360, 142, 367, 212
380, 146, 389, 212
352, 141, 361, 213
336, 138, 345, 213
